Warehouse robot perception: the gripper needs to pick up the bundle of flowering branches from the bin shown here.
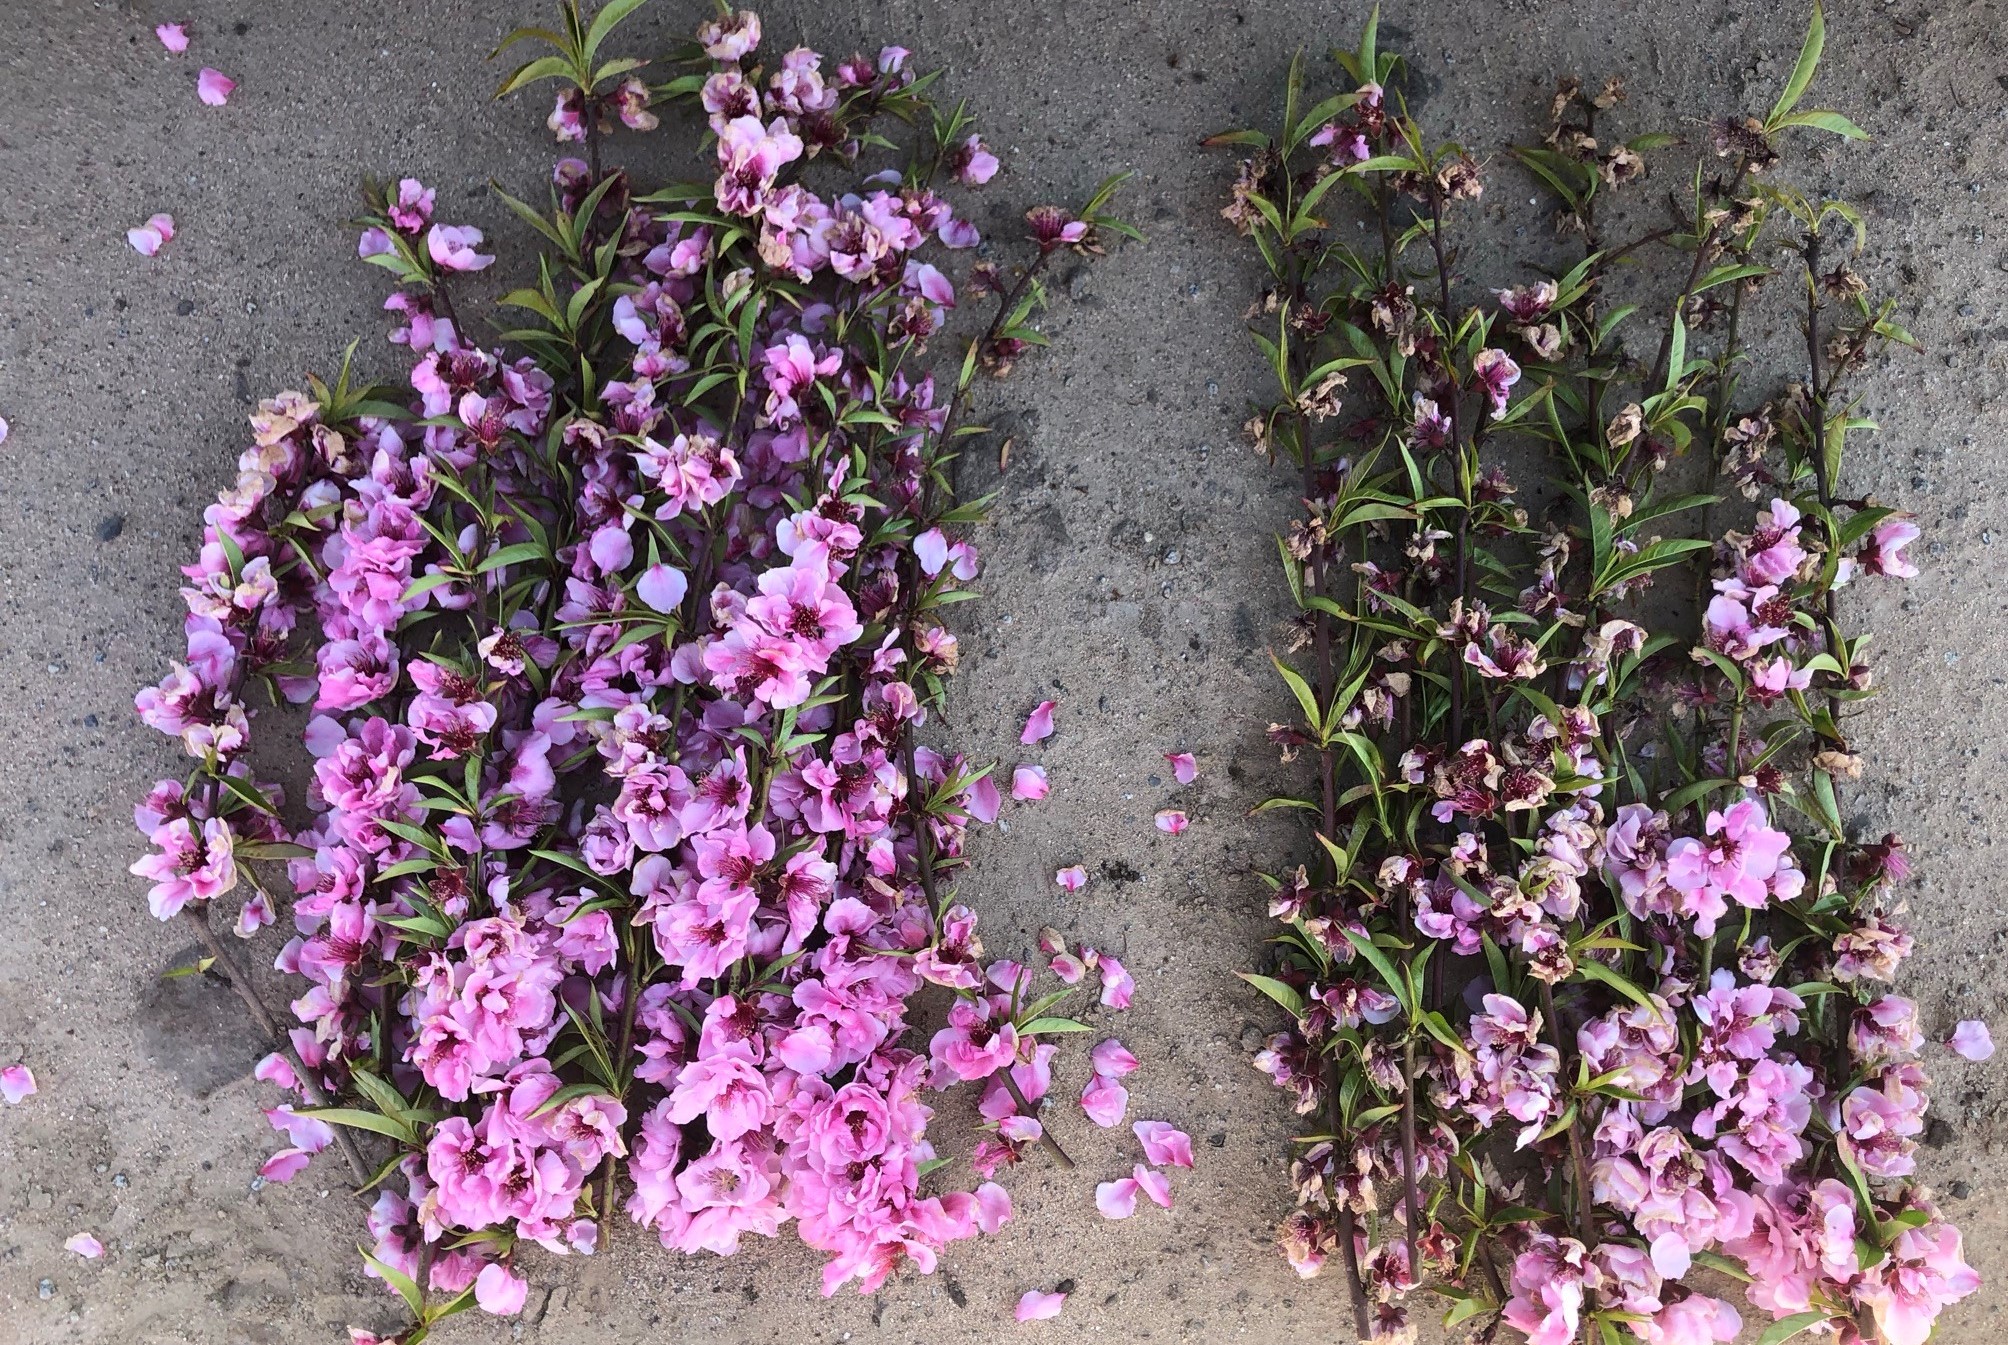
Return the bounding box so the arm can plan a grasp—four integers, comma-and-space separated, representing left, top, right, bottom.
1216, 8, 1978, 1344
130, 1, 1136, 1335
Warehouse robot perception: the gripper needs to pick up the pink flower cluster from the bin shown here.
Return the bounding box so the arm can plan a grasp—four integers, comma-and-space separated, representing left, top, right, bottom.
132, 5, 1141, 1327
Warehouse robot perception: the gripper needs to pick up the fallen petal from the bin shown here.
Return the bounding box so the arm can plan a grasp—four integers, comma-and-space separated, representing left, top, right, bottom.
1011, 764, 1050, 802
1165, 751, 1198, 784
0, 1064, 34, 1104
1020, 699, 1057, 745
1950, 1019, 1995, 1061
1133, 1163, 1173, 1209
1155, 809, 1188, 835
1097, 954, 1134, 1010
258, 1147, 311, 1183
1079, 1073, 1129, 1128
973, 1181, 1013, 1234
155, 22, 190, 52
197, 67, 236, 106
1095, 1177, 1140, 1220
253, 1052, 299, 1092
1015, 1290, 1066, 1322
127, 224, 165, 257
1134, 1120, 1195, 1168
146, 213, 176, 242
1090, 1038, 1140, 1077
65, 1233, 105, 1259
1055, 865, 1087, 893
475, 1262, 528, 1316
635, 562, 688, 613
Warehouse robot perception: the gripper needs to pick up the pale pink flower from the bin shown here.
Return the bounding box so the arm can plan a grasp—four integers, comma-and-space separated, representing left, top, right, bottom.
1155, 809, 1188, 835
2, 1064, 37, 1104
196, 67, 235, 106
1949, 1019, 1994, 1061
1020, 699, 1058, 744
1095, 1177, 1139, 1219
1011, 765, 1049, 801
696, 10, 761, 61
1164, 751, 1198, 784
1014, 1289, 1066, 1322
1471, 347, 1521, 419
155, 23, 189, 52
427, 224, 495, 272
1861, 517, 1921, 579
1055, 865, 1087, 893
65, 1233, 104, 1259
1134, 1120, 1194, 1168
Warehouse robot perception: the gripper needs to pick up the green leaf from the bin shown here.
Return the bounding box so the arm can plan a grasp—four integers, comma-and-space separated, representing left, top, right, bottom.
1269, 651, 1322, 730
1775, 109, 1868, 140
1756, 1312, 1832, 1345
360, 1245, 427, 1317
1575, 959, 1660, 1017
1236, 972, 1305, 1018
478, 541, 549, 573
494, 53, 578, 100
1020, 1016, 1092, 1034
1767, 2, 1826, 127
582, 0, 651, 66
301, 1107, 420, 1144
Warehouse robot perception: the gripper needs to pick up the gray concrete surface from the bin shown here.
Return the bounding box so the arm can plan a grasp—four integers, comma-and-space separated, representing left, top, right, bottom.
2, 1, 2005, 1341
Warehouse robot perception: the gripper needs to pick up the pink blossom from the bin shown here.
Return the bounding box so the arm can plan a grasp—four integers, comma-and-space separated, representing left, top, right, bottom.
928, 997, 1019, 1083
129, 815, 238, 919
475, 1262, 529, 1316
1134, 1120, 1194, 1168
1861, 517, 1922, 579
1664, 799, 1796, 935
715, 115, 803, 216
949, 135, 1000, 185
1471, 347, 1521, 419
1857, 1219, 1979, 1345
696, 9, 761, 60
427, 224, 495, 272
1055, 865, 1087, 893
1011, 765, 1049, 801
1014, 1289, 1066, 1322
1020, 699, 1057, 744
155, 22, 189, 52
1095, 1177, 1139, 1219
196, 67, 235, 106
2, 1064, 36, 1104
1164, 751, 1198, 784
1949, 1019, 1994, 1061
127, 212, 176, 256
65, 1233, 105, 1259
1154, 809, 1188, 835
